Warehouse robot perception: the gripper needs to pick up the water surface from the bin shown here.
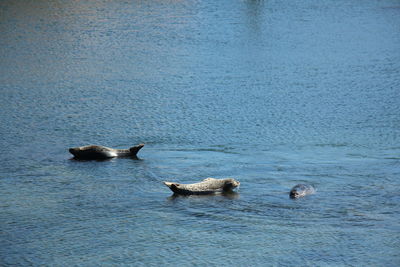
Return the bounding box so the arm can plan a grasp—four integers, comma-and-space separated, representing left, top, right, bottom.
1, 0, 399, 266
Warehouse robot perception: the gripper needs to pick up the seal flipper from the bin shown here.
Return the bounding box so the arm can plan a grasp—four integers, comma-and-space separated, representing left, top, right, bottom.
129, 144, 145, 156
163, 182, 181, 194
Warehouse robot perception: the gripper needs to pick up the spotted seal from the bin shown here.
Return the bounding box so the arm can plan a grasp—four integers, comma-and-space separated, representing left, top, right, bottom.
163, 178, 240, 195
289, 184, 315, 198
69, 144, 144, 160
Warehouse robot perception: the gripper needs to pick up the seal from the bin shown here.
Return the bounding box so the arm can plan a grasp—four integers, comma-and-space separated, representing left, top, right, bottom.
163, 178, 240, 195
289, 184, 315, 198
69, 144, 144, 160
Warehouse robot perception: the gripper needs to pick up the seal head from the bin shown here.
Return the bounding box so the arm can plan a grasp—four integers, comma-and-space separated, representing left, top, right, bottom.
289, 184, 315, 199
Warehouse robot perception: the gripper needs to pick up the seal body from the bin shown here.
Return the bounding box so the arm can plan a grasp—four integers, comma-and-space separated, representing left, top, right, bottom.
289, 184, 315, 198
69, 144, 144, 160
163, 178, 240, 195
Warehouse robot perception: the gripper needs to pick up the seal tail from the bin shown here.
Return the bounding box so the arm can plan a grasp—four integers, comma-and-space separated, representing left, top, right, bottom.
129, 144, 145, 156
163, 182, 179, 193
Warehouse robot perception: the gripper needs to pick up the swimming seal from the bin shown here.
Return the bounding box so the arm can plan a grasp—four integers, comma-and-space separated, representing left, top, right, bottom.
163, 178, 240, 195
69, 144, 144, 160
289, 184, 315, 198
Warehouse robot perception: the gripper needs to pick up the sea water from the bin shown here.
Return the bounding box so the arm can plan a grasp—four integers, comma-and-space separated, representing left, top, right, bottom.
1, 0, 399, 266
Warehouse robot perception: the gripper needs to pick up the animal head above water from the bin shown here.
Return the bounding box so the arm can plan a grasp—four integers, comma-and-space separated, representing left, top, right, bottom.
289, 184, 315, 199
222, 178, 240, 190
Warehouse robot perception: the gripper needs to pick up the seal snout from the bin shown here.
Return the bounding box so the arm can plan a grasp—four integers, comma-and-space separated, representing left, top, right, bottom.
289, 184, 315, 199
69, 147, 85, 158
223, 178, 240, 191
229, 178, 240, 188
289, 191, 298, 199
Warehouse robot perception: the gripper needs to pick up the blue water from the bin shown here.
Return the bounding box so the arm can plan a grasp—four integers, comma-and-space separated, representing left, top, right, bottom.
1, 0, 399, 266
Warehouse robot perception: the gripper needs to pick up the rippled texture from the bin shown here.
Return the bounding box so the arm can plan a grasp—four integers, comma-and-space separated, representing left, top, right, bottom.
1, 0, 399, 266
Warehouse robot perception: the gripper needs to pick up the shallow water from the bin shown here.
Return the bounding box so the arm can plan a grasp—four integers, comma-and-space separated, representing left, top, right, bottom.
1, 0, 399, 266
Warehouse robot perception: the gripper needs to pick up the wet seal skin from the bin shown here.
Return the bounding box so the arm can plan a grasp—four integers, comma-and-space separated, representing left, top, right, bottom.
164, 178, 240, 195
69, 144, 144, 160
289, 184, 315, 199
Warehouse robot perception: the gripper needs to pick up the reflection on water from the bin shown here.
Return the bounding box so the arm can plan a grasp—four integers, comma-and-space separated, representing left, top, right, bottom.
1, 0, 399, 266
167, 191, 240, 201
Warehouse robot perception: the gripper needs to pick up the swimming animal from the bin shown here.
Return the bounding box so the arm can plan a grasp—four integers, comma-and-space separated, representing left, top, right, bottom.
163, 178, 240, 195
289, 184, 315, 198
69, 144, 144, 160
